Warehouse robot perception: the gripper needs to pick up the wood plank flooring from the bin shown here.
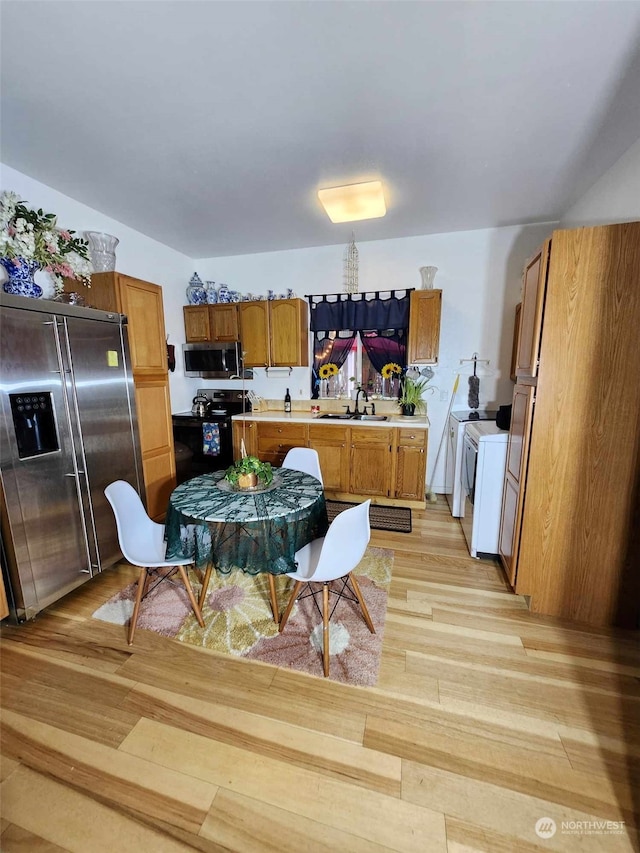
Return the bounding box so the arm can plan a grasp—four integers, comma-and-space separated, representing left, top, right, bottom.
1, 496, 638, 852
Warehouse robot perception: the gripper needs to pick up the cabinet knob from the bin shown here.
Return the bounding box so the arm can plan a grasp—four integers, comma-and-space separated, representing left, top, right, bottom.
409, 434, 415, 439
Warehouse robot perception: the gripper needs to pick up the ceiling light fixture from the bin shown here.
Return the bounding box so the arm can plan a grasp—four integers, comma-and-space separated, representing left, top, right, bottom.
317, 180, 386, 223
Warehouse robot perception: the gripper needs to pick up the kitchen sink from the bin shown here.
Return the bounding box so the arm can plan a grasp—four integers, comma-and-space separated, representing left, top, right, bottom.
353, 414, 388, 421
318, 412, 354, 419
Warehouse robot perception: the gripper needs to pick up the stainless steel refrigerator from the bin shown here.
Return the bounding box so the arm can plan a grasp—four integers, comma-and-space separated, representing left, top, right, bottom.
0, 291, 145, 621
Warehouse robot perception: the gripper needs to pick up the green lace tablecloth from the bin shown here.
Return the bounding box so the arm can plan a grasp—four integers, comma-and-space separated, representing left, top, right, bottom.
164, 468, 328, 575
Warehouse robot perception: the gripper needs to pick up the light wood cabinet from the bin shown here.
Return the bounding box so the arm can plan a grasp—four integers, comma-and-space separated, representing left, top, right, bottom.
498, 383, 535, 589
0, 570, 9, 620
308, 424, 350, 492
239, 299, 309, 368
515, 244, 549, 379
501, 223, 640, 628
510, 303, 522, 382
349, 427, 395, 498
394, 428, 427, 501
184, 304, 239, 342
256, 422, 307, 467
232, 420, 258, 459
237, 418, 427, 506
407, 290, 442, 364
66, 272, 175, 521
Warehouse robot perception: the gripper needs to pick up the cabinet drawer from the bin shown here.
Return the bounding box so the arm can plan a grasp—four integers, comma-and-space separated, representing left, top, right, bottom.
350, 426, 394, 445
397, 428, 427, 447
258, 423, 307, 441
308, 424, 348, 442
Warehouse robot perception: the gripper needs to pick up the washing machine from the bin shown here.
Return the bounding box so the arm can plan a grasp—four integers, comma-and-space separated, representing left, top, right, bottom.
445, 409, 497, 517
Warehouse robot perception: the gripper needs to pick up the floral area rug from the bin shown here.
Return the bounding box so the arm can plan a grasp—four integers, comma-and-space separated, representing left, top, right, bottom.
92, 547, 393, 686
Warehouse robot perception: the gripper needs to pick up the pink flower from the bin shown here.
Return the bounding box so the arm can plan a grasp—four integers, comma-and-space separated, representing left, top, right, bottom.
59, 230, 71, 240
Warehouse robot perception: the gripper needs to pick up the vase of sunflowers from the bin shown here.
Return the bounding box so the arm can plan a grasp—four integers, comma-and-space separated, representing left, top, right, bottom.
318, 361, 339, 397
381, 361, 402, 399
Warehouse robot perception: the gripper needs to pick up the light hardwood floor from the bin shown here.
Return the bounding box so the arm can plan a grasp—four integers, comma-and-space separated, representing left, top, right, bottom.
1, 497, 638, 852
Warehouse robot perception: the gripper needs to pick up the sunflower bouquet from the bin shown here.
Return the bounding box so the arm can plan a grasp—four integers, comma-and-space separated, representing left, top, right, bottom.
381, 362, 402, 379
318, 362, 339, 379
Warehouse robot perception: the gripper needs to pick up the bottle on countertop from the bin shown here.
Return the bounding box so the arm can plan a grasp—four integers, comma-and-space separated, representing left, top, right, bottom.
284, 388, 292, 413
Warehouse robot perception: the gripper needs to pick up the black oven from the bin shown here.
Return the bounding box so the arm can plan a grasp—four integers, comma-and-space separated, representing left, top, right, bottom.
172, 389, 249, 484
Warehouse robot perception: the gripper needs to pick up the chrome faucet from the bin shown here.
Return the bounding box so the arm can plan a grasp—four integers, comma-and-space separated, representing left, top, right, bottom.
354, 387, 369, 415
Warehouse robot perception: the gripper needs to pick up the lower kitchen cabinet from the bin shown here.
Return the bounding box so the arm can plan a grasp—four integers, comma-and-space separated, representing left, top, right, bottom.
234, 419, 428, 506
349, 427, 395, 498
395, 428, 427, 501
308, 425, 349, 491
256, 422, 307, 467
232, 420, 258, 459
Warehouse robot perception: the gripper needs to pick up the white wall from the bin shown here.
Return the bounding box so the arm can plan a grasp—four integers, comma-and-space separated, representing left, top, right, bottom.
0, 164, 195, 412
0, 163, 554, 490
561, 137, 640, 226
195, 222, 554, 490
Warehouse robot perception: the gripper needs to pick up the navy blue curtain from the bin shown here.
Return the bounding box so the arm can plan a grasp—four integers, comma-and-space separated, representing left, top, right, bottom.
361, 329, 407, 376
309, 291, 411, 332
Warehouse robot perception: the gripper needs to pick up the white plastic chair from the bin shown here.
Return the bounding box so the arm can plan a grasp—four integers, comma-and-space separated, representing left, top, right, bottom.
104, 480, 205, 645
278, 499, 374, 676
281, 447, 323, 484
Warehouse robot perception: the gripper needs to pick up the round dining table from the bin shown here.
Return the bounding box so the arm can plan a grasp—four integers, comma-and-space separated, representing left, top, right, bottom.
164, 467, 328, 621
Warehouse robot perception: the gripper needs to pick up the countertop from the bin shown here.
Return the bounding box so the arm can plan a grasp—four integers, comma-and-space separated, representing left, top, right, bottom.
231, 410, 428, 429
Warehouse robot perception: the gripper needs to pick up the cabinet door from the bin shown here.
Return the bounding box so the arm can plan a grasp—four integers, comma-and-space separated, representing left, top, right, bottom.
117, 276, 167, 376
256, 422, 307, 466
270, 299, 309, 367
134, 379, 176, 521
308, 425, 349, 492
349, 427, 394, 497
407, 290, 442, 364
510, 303, 522, 382
184, 306, 211, 342
498, 383, 535, 591
395, 429, 427, 501
516, 242, 549, 378
210, 305, 239, 342
239, 303, 269, 366
233, 420, 258, 458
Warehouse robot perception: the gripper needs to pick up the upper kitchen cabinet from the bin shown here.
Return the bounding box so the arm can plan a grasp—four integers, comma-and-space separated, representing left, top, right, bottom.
65, 272, 175, 521
239, 298, 309, 368
407, 290, 442, 364
184, 304, 239, 342
515, 242, 550, 379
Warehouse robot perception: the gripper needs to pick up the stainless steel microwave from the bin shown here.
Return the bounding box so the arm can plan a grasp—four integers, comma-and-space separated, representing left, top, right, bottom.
182, 342, 241, 378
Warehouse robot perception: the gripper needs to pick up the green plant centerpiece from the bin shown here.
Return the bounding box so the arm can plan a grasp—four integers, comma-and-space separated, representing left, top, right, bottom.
224, 455, 273, 490
398, 375, 431, 416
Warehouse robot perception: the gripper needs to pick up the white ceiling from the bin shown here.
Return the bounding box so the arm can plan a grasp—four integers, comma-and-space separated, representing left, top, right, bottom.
2, 1, 640, 258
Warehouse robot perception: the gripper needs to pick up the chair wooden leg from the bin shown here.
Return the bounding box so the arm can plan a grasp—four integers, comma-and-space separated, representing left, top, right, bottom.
350, 572, 376, 634
176, 565, 205, 628
198, 563, 213, 609
322, 582, 330, 677
279, 580, 302, 632
128, 567, 148, 645
267, 574, 279, 623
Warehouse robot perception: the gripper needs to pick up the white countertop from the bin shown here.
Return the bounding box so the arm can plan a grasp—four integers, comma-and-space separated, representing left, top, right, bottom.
231, 411, 428, 429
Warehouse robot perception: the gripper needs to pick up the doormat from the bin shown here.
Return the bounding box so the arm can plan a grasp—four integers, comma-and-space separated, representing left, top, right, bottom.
326, 500, 412, 533
92, 547, 393, 686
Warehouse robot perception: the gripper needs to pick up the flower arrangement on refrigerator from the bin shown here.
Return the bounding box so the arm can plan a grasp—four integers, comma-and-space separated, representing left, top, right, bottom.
0, 191, 92, 294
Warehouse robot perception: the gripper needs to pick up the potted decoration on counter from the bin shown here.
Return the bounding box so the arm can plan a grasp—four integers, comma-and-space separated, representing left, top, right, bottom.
224, 455, 273, 490
398, 374, 432, 416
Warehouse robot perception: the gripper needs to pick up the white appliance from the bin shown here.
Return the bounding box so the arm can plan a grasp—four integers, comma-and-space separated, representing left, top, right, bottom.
445, 409, 497, 517
460, 421, 508, 558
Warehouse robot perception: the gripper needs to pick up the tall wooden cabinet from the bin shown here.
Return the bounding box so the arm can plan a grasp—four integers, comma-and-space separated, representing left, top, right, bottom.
66, 272, 175, 520
498, 223, 640, 628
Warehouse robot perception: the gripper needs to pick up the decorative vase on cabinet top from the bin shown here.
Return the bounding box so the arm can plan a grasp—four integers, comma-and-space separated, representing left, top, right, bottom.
85, 232, 119, 272
1, 257, 43, 298
186, 273, 207, 305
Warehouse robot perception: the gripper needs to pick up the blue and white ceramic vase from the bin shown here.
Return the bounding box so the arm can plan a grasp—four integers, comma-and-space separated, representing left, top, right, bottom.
186, 273, 206, 305
217, 283, 231, 303
1, 257, 43, 298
